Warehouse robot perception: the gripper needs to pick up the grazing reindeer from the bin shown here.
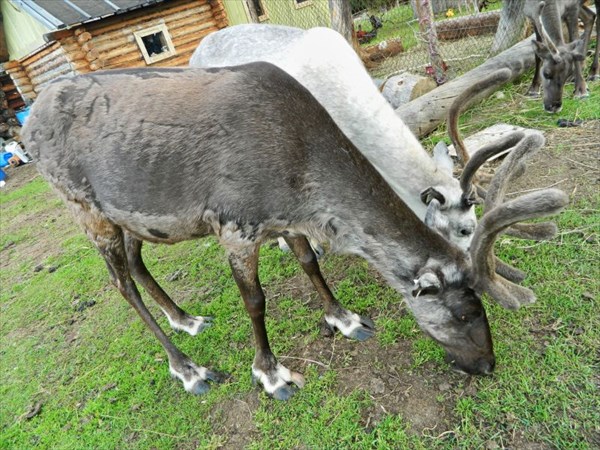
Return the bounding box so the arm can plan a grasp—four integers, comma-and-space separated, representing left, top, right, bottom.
524, 0, 597, 113
22, 63, 567, 399
190, 25, 482, 253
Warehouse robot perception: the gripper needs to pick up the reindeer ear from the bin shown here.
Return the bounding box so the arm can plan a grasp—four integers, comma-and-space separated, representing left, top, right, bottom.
566, 39, 586, 61
531, 39, 552, 60
432, 141, 454, 176
412, 270, 443, 297
421, 187, 446, 205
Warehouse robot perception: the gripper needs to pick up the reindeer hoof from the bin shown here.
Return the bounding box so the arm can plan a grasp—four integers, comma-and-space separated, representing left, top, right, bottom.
325, 310, 376, 341
526, 89, 541, 98
190, 380, 210, 395
169, 360, 225, 395
252, 363, 305, 400
573, 89, 589, 99
272, 384, 298, 401
168, 314, 213, 336
348, 316, 376, 341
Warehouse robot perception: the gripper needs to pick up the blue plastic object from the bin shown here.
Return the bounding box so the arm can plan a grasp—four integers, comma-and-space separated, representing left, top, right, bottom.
0, 152, 13, 168
0, 168, 6, 182
15, 106, 30, 126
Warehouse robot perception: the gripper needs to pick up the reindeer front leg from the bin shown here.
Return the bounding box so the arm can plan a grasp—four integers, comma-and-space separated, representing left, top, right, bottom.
228, 244, 305, 400
283, 235, 375, 341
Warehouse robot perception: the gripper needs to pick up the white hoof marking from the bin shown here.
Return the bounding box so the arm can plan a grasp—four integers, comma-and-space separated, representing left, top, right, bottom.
252, 363, 305, 395
169, 362, 209, 393
325, 311, 365, 338
163, 311, 211, 336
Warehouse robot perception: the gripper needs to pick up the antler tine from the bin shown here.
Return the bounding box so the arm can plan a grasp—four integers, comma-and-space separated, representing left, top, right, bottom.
448, 68, 512, 167
470, 188, 569, 310
473, 133, 558, 241
459, 131, 524, 199
484, 132, 545, 211
532, 1, 559, 54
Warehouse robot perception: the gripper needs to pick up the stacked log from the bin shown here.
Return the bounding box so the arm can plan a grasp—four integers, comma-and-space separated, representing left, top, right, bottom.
436, 10, 500, 41
209, 0, 229, 29
3, 60, 35, 102
85, 0, 221, 70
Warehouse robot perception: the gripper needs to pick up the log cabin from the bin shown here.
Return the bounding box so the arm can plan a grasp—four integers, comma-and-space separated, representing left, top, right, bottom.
0, 0, 332, 103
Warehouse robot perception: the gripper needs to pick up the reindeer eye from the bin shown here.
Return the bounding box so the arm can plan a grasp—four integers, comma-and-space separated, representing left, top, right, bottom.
543, 72, 552, 80
460, 229, 472, 236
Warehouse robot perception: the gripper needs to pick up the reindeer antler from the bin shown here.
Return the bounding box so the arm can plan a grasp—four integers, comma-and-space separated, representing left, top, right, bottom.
531, 1, 560, 55
469, 133, 569, 309
448, 68, 512, 167
450, 68, 559, 242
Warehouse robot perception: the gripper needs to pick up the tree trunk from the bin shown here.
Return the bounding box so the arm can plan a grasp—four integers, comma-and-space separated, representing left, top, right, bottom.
328, 0, 354, 44
489, 0, 527, 54
415, 0, 447, 84
395, 35, 536, 138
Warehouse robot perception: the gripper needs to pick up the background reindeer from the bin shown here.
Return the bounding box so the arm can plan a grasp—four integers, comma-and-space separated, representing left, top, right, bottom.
524, 0, 598, 113
22, 63, 567, 399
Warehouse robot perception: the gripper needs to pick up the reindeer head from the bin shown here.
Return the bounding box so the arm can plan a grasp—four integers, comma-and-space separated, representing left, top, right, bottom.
420, 142, 478, 253
530, 1, 586, 113
532, 39, 586, 113
408, 263, 495, 375
412, 131, 568, 375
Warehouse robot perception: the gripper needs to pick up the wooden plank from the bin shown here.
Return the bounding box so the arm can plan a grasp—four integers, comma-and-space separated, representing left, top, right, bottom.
19, 42, 62, 67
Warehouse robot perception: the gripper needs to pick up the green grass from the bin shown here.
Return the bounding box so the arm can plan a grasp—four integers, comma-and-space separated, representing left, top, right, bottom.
1, 83, 599, 448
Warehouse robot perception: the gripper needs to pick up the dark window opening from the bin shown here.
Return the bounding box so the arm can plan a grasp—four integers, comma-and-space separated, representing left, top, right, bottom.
250, 0, 265, 17
142, 32, 167, 57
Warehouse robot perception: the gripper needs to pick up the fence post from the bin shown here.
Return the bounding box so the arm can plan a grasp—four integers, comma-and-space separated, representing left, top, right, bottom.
415, 0, 447, 85
328, 0, 354, 44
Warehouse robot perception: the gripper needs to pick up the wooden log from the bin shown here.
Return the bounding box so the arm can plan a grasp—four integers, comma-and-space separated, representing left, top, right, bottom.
395, 36, 536, 138
2, 60, 22, 70
435, 11, 500, 41
74, 27, 86, 36
81, 41, 95, 53
69, 59, 90, 71
380, 73, 438, 109
77, 32, 92, 44
19, 42, 61, 66
65, 51, 86, 61
26, 54, 69, 79
85, 49, 100, 62
25, 48, 68, 74
171, 26, 216, 46
362, 39, 404, 63
89, 60, 105, 71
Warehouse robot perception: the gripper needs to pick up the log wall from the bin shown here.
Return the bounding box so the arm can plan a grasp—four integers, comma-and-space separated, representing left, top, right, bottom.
4, 42, 74, 101
83, 0, 227, 70
3, 0, 228, 98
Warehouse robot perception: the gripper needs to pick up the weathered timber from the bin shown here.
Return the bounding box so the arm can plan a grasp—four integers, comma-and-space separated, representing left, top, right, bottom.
396, 36, 536, 138
436, 10, 500, 41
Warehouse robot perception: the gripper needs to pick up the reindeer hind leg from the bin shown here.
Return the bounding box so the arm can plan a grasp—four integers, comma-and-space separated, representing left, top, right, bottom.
73, 205, 224, 394
124, 232, 213, 336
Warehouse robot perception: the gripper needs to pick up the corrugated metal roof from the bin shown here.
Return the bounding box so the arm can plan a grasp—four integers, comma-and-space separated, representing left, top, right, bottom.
11, 0, 168, 30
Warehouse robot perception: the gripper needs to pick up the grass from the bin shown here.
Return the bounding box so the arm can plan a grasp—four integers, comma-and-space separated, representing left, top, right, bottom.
1, 85, 599, 449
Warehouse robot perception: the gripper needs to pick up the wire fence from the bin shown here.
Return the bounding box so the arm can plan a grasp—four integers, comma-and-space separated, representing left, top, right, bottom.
254, 0, 525, 82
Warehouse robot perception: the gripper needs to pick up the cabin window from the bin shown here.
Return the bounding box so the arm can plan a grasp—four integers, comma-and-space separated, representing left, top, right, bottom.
134, 24, 176, 65
293, 0, 312, 9
248, 0, 268, 21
